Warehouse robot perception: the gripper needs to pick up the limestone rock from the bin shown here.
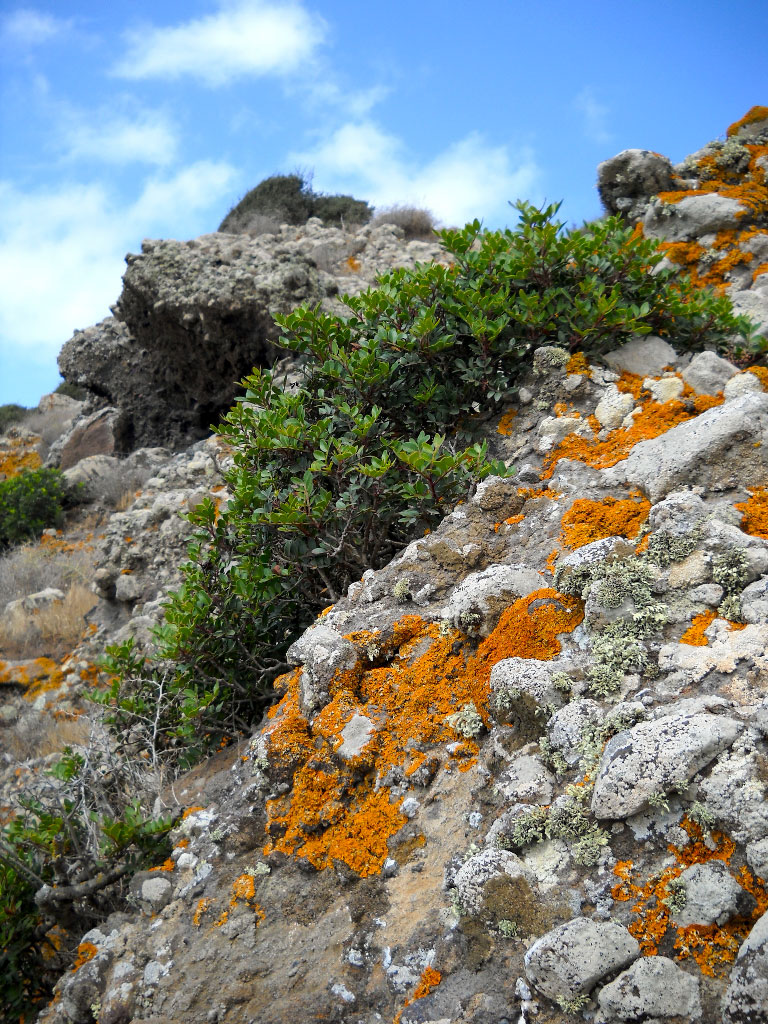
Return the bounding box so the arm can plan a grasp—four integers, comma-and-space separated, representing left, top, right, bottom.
524, 917, 639, 1000
603, 392, 768, 501
722, 909, 768, 1024
643, 193, 746, 241
596, 956, 701, 1022
443, 563, 543, 636
596, 149, 677, 218
591, 712, 742, 819
681, 350, 738, 396
602, 335, 678, 376
453, 848, 534, 920
671, 860, 756, 927
594, 385, 634, 429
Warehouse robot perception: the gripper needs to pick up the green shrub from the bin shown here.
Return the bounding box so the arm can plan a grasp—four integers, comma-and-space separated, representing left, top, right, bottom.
0, 744, 174, 1023
0, 467, 77, 549
219, 172, 372, 232
54, 380, 88, 401
0, 403, 28, 435
99, 201, 756, 762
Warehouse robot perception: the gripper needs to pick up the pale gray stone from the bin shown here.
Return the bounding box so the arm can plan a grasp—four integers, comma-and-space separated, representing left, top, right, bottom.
643, 375, 684, 403
724, 371, 764, 401
643, 193, 745, 242
444, 563, 543, 636
700, 747, 768, 843
594, 385, 635, 428
596, 956, 700, 1022
286, 622, 358, 716
524, 917, 639, 1000
603, 393, 768, 502
740, 577, 768, 624
747, 837, 768, 881
491, 657, 573, 714
681, 350, 738, 396
591, 712, 742, 819
731, 289, 768, 338
337, 713, 376, 760
603, 335, 678, 376
597, 149, 676, 218
722, 909, 768, 1024
671, 860, 755, 927
495, 754, 555, 805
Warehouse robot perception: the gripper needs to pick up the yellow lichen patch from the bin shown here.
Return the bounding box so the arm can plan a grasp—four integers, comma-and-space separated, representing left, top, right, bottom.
228, 873, 264, 923
497, 409, 518, 436
680, 610, 717, 646
736, 486, 768, 538
746, 366, 768, 390
754, 262, 768, 282
727, 105, 768, 137
567, 352, 592, 377
0, 433, 42, 479
560, 493, 651, 550
612, 818, 766, 975
193, 897, 213, 927
263, 598, 583, 878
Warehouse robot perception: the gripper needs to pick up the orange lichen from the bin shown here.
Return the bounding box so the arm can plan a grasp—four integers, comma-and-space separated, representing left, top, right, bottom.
193, 897, 213, 927
736, 486, 768, 538
680, 610, 717, 646
560, 493, 651, 550
754, 262, 768, 281
149, 858, 175, 873
567, 352, 592, 377
263, 597, 583, 878
544, 549, 559, 576
494, 513, 524, 532
0, 434, 42, 479
182, 805, 205, 819
395, 966, 443, 1023
543, 378, 724, 479
71, 941, 98, 971
345, 255, 362, 273
496, 409, 518, 436
612, 818, 766, 975
728, 105, 768, 137
747, 366, 768, 389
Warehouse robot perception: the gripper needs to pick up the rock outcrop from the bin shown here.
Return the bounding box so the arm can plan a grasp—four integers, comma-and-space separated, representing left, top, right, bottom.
57, 220, 447, 454
3, 108, 768, 1024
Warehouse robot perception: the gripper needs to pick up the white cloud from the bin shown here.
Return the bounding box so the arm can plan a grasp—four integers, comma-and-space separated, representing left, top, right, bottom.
290, 121, 541, 226
63, 109, 179, 166
1, 8, 70, 45
0, 162, 237, 366
573, 86, 612, 144
113, 0, 326, 86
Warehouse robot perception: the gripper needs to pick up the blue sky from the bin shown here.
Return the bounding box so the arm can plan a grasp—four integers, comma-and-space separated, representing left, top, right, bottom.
1, 0, 766, 407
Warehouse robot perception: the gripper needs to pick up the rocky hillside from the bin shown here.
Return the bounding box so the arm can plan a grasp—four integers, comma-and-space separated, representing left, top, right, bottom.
1, 107, 768, 1024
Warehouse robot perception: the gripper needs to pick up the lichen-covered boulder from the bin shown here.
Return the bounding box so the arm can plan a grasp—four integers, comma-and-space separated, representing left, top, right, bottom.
596, 956, 701, 1022
524, 917, 639, 1001
722, 909, 768, 1024
591, 711, 742, 819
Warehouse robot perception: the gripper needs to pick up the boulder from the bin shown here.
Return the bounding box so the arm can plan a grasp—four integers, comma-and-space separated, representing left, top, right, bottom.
596, 956, 701, 1022
591, 712, 742, 819
524, 917, 639, 1000
59, 234, 324, 452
